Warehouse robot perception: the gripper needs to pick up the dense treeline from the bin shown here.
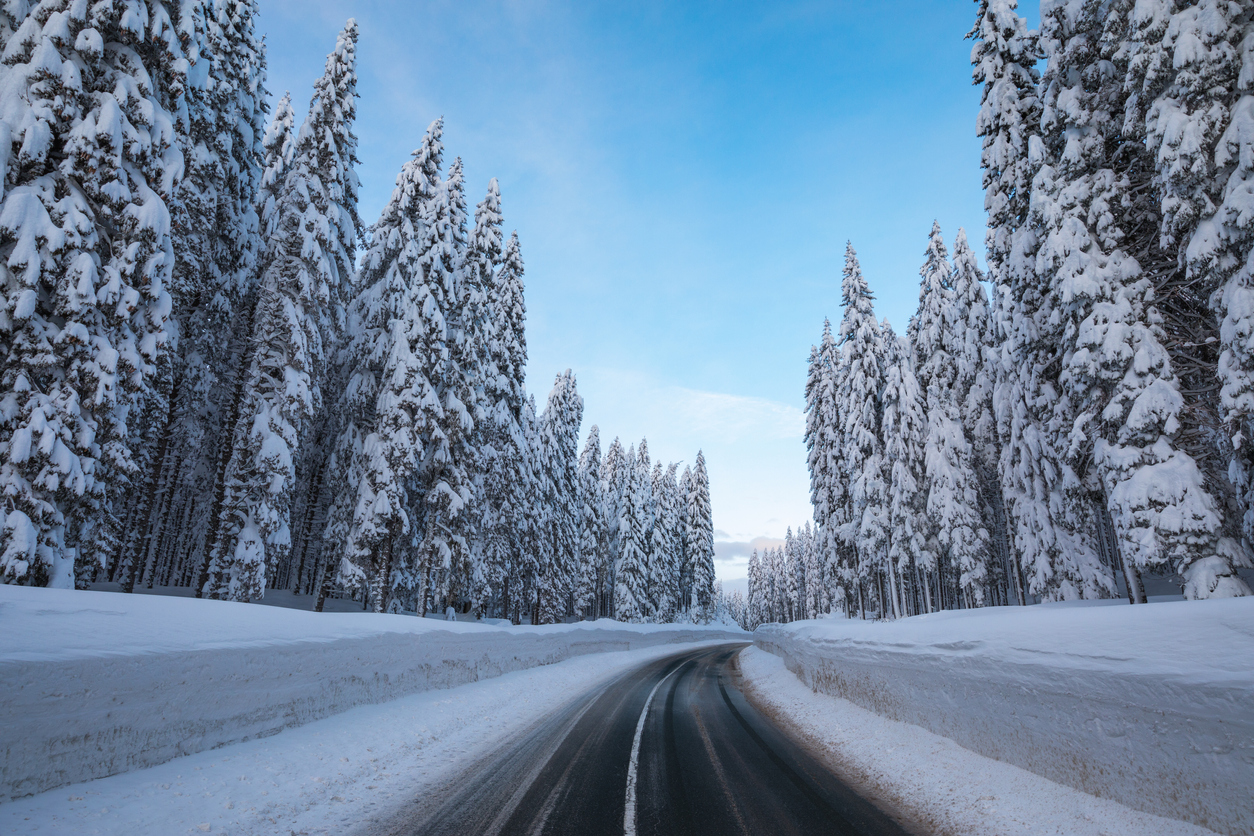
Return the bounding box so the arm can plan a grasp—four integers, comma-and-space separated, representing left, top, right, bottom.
0, 4, 717, 623
742, 0, 1254, 628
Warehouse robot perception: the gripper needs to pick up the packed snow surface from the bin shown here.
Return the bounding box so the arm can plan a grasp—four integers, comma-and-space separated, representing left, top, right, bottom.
753, 598, 1253, 836
738, 646, 1220, 836
1, 640, 735, 835
0, 586, 743, 801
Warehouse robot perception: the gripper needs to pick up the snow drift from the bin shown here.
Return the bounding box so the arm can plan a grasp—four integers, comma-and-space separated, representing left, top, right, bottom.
0, 586, 744, 801
753, 599, 1253, 836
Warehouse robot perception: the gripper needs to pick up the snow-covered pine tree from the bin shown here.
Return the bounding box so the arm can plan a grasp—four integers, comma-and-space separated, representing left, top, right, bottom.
457, 176, 503, 608
574, 425, 604, 617
614, 443, 649, 621
202, 20, 361, 602
511, 393, 542, 623
124, 0, 270, 594
882, 322, 930, 617
802, 521, 823, 619
476, 217, 530, 616
687, 449, 716, 615
804, 321, 840, 613
411, 154, 480, 616
909, 223, 989, 608
1036, 0, 1239, 600
783, 527, 801, 621
1123, 0, 1254, 597
535, 371, 582, 624
677, 463, 693, 611
0, 0, 188, 587
1203, 9, 1254, 565
950, 228, 1014, 605
258, 92, 296, 244
634, 439, 654, 617
746, 548, 762, 629
970, 0, 1059, 606
319, 119, 443, 614
649, 461, 682, 620
835, 244, 889, 616
602, 436, 628, 614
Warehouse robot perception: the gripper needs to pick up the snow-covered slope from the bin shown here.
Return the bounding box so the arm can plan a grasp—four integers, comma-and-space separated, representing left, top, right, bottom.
0, 586, 743, 801
753, 599, 1253, 836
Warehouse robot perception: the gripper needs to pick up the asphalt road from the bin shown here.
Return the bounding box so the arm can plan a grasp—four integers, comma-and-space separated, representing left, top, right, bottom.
400, 643, 908, 836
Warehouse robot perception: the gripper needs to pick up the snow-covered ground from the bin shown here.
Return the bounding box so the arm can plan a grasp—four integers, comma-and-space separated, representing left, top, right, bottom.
752, 598, 1253, 836
1, 640, 733, 836
0, 586, 743, 801
738, 646, 1220, 836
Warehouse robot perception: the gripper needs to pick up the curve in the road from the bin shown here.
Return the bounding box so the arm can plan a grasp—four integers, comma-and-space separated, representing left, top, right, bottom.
404, 643, 908, 836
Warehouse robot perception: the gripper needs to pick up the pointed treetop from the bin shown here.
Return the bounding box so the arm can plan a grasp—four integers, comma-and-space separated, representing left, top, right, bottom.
469, 178, 503, 263
261, 91, 296, 190
923, 221, 950, 276
841, 242, 873, 309
917, 221, 954, 311
839, 243, 880, 347
412, 118, 445, 201
303, 19, 360, 145
445, 156, 468, 253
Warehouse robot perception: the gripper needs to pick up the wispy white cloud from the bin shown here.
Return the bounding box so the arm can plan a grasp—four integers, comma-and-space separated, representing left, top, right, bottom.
574, 367, 803, 447
714, 536, 786, 563
667, 388, 805, 444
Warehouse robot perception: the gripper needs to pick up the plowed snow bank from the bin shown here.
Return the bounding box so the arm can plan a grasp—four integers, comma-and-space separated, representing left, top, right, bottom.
738, 646, 1220, 836
752, 599, 1252, 836
0, 585, 743, 800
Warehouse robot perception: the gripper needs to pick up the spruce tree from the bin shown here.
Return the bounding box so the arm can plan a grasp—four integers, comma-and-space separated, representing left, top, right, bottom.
203, 20, 361, 602
1035, 1, 1240, 600
677, 464, 694, 611
614, 444, 649, 621
687, 450, 716, 614
321, 120, 443, 613
882, 324, 930, 617
804, 321, 840, 613
836, 244, 888, 615
649, 461, 682, 620
1124, 0, 1254, 597
413, 154, 478, 615
536, 371, 582, 624
0, 0, 188, 587
802, 521, 823, 619
971, 0, 1061, 606
602, 436, 628, 608
911, 223, 990, 607
746, 548, 762, 629
574, 425, 605, 617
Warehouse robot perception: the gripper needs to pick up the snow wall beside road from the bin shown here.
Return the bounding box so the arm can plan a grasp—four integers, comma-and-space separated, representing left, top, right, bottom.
754, 598, 1254, 836
0, 587, 744, 801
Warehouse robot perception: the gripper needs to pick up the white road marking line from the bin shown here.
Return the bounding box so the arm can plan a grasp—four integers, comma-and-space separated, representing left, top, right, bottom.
624, 664, 679, 836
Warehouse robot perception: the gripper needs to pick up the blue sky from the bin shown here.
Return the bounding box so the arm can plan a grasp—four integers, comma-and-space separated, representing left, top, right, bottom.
261, 0, 992, 588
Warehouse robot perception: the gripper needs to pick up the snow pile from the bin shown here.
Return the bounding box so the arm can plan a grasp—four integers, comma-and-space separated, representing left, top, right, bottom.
737, 647, 1220, 836
0, 641, 732, 836
0, 586, 743, 801
753, 599, 1253, 836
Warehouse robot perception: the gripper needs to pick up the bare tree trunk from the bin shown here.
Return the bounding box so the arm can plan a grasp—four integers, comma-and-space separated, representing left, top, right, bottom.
313, 549, 335, 613
123, 405, 177, 594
